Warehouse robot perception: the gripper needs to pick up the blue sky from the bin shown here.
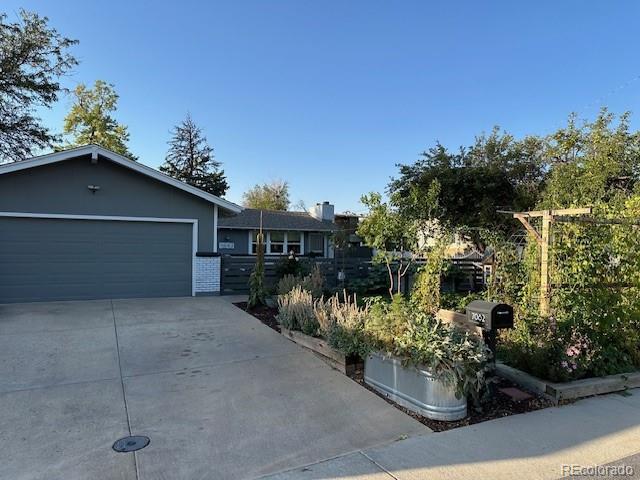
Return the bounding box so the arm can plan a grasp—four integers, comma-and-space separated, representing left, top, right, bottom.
5, 1, 640, 212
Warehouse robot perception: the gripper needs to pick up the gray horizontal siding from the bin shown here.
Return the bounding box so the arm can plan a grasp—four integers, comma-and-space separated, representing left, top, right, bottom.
0, 154, 216, 251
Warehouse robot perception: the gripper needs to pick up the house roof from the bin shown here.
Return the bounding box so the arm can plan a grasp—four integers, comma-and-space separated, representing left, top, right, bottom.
0, 145, 242, 213
218, 208, 337, 231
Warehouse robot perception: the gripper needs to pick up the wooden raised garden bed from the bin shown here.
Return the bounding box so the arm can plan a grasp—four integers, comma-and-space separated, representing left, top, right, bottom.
280, 328, 362, 375
497, 362, 640, 403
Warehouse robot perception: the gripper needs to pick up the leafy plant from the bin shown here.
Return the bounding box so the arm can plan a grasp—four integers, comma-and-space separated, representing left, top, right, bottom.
410, 240, 447, 315
393, 315, 490, 399
322, 291, 372, 358
357, 192, 420, 296
362, 294, 489, 399
345, 264, 389, 295
248, 231, 267, 308
276, 265, 324, 298
439, 292, 484, 312
276, 286, 318, 335
365, 294, 412, 347
276, 274, 300, 296
274, 255, 307, 278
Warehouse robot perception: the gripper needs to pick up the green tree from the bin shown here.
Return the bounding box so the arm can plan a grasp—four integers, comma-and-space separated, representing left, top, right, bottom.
62, 80, 135, 158
0, 9, 77, 163
160, 114, 228, 196
242, 180, 290, 210
389, 129, 547, 248
357, 192, 419, 297
540, 109, 640, 209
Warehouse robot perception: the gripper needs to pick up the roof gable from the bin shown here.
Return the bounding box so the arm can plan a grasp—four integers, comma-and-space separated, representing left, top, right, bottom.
0, 145, 242, 213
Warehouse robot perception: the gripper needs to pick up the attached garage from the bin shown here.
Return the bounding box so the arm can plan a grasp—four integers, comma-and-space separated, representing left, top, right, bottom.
0, 145, 242, 303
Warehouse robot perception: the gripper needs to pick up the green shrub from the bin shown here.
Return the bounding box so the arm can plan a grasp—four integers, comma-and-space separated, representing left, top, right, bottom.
345, 264, 389, 295
393, 314, 489, 399
275, 256, 311, 278
276, 274, 300, 296
276, 286, 318, 335
276, 265, 324, 298
365, 294, 412, 347
439, 291, 484, 312
323, 291, 372, 358
359, 293, 489, 399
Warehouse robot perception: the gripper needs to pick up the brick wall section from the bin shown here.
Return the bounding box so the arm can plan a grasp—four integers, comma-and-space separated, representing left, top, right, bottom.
194, 256, 221, 294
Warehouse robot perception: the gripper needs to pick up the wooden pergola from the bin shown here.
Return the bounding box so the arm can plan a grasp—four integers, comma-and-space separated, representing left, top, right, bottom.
512, 207, 592, 316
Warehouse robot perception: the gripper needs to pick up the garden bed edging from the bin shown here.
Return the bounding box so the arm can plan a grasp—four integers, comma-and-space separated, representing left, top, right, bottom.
364, 351, 467, 421
496, 362, 640, 403
280, 328, 362, 375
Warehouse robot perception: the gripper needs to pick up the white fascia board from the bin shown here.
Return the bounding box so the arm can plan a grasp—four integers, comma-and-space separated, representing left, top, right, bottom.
0, 145, 243, 214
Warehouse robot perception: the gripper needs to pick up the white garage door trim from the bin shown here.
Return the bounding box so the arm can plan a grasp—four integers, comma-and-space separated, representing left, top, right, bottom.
0, 212, 198, 297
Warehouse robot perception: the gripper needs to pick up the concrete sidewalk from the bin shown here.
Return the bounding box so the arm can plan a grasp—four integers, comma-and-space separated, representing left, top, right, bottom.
263, 388, 640, 480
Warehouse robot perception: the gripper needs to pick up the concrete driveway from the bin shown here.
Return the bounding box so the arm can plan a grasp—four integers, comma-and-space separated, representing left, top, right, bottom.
0, 297, 426, 480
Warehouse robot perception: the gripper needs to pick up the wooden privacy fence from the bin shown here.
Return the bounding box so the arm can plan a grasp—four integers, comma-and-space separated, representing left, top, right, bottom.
220, 255, 486, 295
220, 256, 379, 295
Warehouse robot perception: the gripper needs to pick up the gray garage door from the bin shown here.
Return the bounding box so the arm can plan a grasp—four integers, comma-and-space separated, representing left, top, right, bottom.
0, 217, 193, 303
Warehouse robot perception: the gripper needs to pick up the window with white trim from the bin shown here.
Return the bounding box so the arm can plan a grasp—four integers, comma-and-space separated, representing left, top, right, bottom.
269, 231, 285, 254
286, 231, 301, 255
250, 230, 306, 255
250, 231, 264, 254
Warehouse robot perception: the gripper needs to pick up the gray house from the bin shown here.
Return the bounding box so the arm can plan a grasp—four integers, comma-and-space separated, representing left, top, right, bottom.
217, 202, 337, 257
0, 145, 241, 303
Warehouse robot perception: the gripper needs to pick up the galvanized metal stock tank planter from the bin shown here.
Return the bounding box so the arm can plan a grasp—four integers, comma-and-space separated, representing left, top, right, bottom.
364, 351, 467, 421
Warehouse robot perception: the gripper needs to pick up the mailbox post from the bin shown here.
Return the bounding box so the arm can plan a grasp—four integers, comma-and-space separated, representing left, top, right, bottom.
466, 300, 514, 368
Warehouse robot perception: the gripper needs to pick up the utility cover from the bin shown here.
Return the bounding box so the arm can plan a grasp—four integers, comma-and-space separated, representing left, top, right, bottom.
112, 436, 150, 453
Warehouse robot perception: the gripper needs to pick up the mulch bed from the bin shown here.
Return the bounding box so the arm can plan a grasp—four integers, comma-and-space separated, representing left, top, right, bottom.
234, 302, 281, 333
235, 301, 554, 432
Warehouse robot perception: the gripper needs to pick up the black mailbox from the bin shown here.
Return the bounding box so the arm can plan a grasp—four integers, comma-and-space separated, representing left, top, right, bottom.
466, 300, 514, 331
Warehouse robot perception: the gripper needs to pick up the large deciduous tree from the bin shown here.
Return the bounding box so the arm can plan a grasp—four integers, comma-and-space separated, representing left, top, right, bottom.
160, 114, 228, 196
389, 128, 547, 248
242, 180, 290, 210
62, 80, 135, 158
0, 9, 77, 163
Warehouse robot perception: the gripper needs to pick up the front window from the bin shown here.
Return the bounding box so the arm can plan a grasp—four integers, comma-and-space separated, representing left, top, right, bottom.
251, 231, 265, 254
249, 230, 305, 255
287, 231, 301, 255
269, 231, 285, 254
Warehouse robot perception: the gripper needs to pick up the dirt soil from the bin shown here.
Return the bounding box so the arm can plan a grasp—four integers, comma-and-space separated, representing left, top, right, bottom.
235, 302, 554, 432
235, 302, 280, 333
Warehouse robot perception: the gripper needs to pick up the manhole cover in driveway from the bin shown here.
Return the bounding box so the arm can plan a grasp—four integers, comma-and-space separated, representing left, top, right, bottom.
112, 436, 150, 453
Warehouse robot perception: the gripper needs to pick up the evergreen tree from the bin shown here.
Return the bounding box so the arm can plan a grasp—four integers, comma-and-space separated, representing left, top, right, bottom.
160, 114, 228, 196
